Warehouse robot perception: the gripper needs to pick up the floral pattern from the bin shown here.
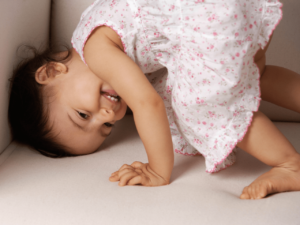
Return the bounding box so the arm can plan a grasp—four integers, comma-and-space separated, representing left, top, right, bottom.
72, 0, 282, 173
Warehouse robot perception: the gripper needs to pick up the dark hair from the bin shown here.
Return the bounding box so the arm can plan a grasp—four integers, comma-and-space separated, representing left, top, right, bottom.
8, 45, 76, 158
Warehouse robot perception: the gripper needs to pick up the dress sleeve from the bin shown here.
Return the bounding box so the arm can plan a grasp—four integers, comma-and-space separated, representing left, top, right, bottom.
257, 0, 282, 49
71, 0, 130, 65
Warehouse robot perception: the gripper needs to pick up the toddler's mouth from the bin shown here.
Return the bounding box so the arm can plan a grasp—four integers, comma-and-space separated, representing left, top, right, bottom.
101, 92, 121, 102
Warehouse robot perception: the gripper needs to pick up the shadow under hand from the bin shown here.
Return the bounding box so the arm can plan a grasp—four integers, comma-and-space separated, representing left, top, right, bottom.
171, 154, 205, 182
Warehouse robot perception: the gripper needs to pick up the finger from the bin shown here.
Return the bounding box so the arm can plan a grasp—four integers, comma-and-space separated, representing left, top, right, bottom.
127, 175, 143, 186
119, 172, 139, 186
109, 177, 118, 182
110, 167, 135, 182
118, 168, 135, 178
110, 171, 118, 176
130, 161, 143, 168
110, 165, 131, 178
128, 174, 150, 186
119, 164, 132, 171
109, 173, 120, 182
134, 168, 143, 174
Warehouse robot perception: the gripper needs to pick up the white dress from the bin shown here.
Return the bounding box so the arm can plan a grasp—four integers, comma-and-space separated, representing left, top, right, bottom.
72, 0, 282, 172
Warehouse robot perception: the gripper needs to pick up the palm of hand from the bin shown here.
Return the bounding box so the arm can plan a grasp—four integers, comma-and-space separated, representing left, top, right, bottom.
109, 161, 168, 187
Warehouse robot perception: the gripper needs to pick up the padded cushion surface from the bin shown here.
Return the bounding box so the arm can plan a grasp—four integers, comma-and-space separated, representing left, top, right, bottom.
0, 116, 299, 225
1, 0, 300, 224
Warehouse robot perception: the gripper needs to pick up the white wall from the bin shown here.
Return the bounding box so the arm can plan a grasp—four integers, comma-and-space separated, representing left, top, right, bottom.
51, 0, 95, 45
0, 0, 51, 154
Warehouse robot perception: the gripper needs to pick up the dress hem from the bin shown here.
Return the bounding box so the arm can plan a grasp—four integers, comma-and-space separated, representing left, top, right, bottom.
206, 0, 283, 174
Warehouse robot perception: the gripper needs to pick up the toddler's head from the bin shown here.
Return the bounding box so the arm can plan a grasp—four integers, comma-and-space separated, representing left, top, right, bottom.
8, 46, 127, 157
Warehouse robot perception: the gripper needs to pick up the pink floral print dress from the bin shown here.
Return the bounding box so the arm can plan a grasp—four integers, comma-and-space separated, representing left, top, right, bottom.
72, 0, 282, 173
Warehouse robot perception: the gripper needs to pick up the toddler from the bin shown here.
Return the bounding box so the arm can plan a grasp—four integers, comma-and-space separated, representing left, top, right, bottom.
8, 0, 300, 199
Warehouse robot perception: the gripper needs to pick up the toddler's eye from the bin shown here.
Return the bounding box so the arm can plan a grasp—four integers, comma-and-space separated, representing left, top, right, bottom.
77, 111, 89, 120
104, 123, 114, 128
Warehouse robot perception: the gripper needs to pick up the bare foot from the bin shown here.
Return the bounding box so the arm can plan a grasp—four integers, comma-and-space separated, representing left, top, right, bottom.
240, 157, 300, 199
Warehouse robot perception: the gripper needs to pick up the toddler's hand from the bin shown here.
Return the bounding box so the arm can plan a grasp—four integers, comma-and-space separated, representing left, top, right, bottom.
109, 161, 169, 187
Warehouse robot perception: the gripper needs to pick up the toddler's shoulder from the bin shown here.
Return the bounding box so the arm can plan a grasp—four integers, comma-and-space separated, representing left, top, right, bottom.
91, 26, 125, 52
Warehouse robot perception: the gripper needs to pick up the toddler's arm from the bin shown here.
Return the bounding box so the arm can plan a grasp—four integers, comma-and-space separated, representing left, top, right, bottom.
84, 27, 174, 185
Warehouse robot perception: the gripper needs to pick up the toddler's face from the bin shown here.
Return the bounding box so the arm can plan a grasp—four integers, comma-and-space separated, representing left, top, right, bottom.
42, 50, 127, 155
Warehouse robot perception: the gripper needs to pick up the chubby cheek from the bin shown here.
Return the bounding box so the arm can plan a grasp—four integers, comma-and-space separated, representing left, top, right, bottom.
116, 101, 127, 120
68, 134, 106, 155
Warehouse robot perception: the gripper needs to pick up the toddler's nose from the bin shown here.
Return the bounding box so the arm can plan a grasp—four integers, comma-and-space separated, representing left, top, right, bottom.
100, 108, 115, 122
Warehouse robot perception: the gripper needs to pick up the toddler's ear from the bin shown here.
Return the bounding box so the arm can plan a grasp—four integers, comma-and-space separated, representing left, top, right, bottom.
35, 62, 68, 85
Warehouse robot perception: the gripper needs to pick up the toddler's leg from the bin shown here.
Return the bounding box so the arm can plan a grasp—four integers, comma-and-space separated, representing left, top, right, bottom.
237, 111, 300, 199
260, 66, 300, 113
256, 38, 300, 113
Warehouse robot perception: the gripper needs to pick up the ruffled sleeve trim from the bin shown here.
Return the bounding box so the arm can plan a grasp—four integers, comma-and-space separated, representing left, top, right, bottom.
258, 0, 283, 49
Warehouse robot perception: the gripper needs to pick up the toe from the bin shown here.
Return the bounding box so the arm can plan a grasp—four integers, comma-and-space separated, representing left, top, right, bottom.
257, 183, 269, 199
240, 187, 250, 199
247, 186, 254, 199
